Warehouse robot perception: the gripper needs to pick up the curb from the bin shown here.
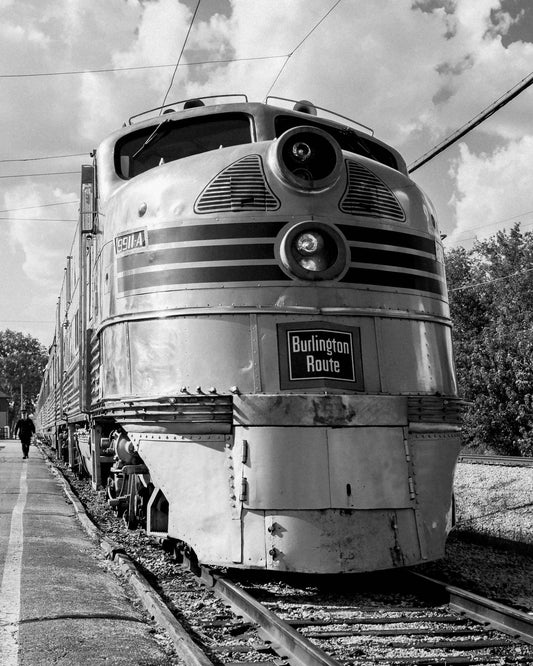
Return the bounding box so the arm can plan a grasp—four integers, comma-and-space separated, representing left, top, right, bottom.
38, 445, 215, 666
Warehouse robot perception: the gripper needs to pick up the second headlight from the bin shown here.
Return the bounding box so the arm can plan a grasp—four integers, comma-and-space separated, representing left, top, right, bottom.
278, 221, 348, 281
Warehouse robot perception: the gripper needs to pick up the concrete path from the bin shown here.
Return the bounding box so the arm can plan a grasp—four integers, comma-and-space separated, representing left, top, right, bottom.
0, 438, 178, 665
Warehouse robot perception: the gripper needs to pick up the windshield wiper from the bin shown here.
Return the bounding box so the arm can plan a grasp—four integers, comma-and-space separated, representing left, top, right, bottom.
131, 118, 171, 161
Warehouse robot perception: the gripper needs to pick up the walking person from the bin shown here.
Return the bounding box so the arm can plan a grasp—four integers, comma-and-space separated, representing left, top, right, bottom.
14, 411, 35, 459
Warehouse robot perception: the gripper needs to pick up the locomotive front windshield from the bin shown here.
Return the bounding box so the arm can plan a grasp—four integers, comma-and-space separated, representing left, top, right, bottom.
115, 113, 253, 179
275, 115, 399, 171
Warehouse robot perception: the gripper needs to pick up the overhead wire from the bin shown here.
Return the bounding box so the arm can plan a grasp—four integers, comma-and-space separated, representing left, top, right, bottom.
0, 55, 287, 79
447, 222, 533, 246
1, 2, 341, 176
265, 0, 343, 98
4, 2, 527, 241
160, 0, 202, 110
0, 201, 77, 214
449, 266, 533, 293
444, 210, 533, 247
0, 153, 86, 163
0, 319, 55, 324
0, 218, 76, 222
0, 171, 78, 179
453, 210, 533, 236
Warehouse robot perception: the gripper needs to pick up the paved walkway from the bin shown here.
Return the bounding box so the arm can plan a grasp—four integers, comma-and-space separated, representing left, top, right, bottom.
0, 438, 178, 665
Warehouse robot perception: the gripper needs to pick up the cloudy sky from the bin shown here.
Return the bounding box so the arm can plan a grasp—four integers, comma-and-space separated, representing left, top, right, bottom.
1, 0, 532, 345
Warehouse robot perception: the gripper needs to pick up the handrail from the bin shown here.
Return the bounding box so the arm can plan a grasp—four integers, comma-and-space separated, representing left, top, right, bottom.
128, 94, 249, 124
265, 95, 374, 135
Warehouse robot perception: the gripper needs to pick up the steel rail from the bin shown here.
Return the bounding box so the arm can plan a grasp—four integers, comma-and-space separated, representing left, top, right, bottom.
42, 441, 533, 663
458, 454, 533, 466
206, 566, 533, 663
411, 572, 533, 645
202, 568, 341, 666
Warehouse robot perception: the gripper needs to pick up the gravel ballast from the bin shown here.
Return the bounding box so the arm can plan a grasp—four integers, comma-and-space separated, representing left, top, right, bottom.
415, 461, 533, 613
43, 449, 533, 620
454, 462, 533, 544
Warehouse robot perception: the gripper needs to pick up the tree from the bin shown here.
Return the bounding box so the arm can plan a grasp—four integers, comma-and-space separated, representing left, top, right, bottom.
446, 224, 533, 455
0, 329, 48, 427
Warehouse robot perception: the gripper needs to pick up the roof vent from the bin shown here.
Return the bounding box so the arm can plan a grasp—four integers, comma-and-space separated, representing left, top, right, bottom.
293, 100, 317, 116
184, 98, 205, 109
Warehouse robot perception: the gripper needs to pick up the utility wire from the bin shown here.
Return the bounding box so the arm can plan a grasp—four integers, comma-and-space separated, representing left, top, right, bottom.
0, 218, 76, 222
0, 201, 77, 213
450, 266, 533, 292
0, 171, 78, 179
444, 213, 533, 248
409, 69, 533, 172
160, 0, 202, 110
0, 153, 86, 163
449, 221, 533, 246
265, 0, 343, 98
0, 319, 54, 324
450, 210, 533, 239
449, 226, 533, 246
444, 211, 533, 247
0, 64, 176, 78
0, 55, 287, 79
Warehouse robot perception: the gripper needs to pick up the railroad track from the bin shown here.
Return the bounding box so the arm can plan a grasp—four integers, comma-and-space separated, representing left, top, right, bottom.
44, 446, 533, 665
189, 567, 533, 665
458, 454, 533, 467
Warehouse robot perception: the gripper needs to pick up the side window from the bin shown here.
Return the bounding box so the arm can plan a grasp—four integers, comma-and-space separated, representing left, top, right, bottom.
115, 113, 253, 179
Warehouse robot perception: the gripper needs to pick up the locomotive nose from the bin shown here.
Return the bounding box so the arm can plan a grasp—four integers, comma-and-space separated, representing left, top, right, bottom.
268, 125, 342, 191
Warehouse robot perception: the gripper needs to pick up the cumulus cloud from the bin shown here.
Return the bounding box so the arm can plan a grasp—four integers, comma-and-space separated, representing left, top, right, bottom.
448, 138, 533, 245
1, 23, 49, 45
176, 0, 533, 150
2, 0, 533, 342
4, 186, 78, 288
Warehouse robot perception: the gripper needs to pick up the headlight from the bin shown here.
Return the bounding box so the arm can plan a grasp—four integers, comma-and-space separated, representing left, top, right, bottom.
278, 221, 348, 281
268, 126, 342, 191
293, 231, 332, 272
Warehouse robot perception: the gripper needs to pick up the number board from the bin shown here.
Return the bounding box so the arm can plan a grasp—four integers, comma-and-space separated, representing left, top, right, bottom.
115, 229, 147, 254
277, 322, 364, 390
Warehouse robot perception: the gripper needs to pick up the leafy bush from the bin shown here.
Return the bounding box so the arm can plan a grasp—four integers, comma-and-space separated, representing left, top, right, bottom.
446, 224, 533, 455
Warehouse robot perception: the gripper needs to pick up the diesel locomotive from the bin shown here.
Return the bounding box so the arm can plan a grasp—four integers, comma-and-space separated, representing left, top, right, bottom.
36, 94, 462, 573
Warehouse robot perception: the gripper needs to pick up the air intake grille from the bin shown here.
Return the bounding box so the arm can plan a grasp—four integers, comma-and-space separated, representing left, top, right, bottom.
195, 155, 280, 214
340, 160, 405, 221
408, 396, 466, 424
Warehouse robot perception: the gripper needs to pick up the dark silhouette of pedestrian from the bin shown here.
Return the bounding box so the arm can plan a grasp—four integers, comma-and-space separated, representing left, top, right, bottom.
14, 412, 35, 459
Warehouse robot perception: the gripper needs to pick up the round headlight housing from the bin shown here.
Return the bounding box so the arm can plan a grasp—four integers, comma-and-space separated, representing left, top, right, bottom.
268, 126, 342, 191
278, 221, 348, 281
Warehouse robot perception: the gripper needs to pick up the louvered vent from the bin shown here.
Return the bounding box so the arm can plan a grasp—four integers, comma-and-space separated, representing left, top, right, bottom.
195, 155, 280, 214
340, 161, 405, 221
